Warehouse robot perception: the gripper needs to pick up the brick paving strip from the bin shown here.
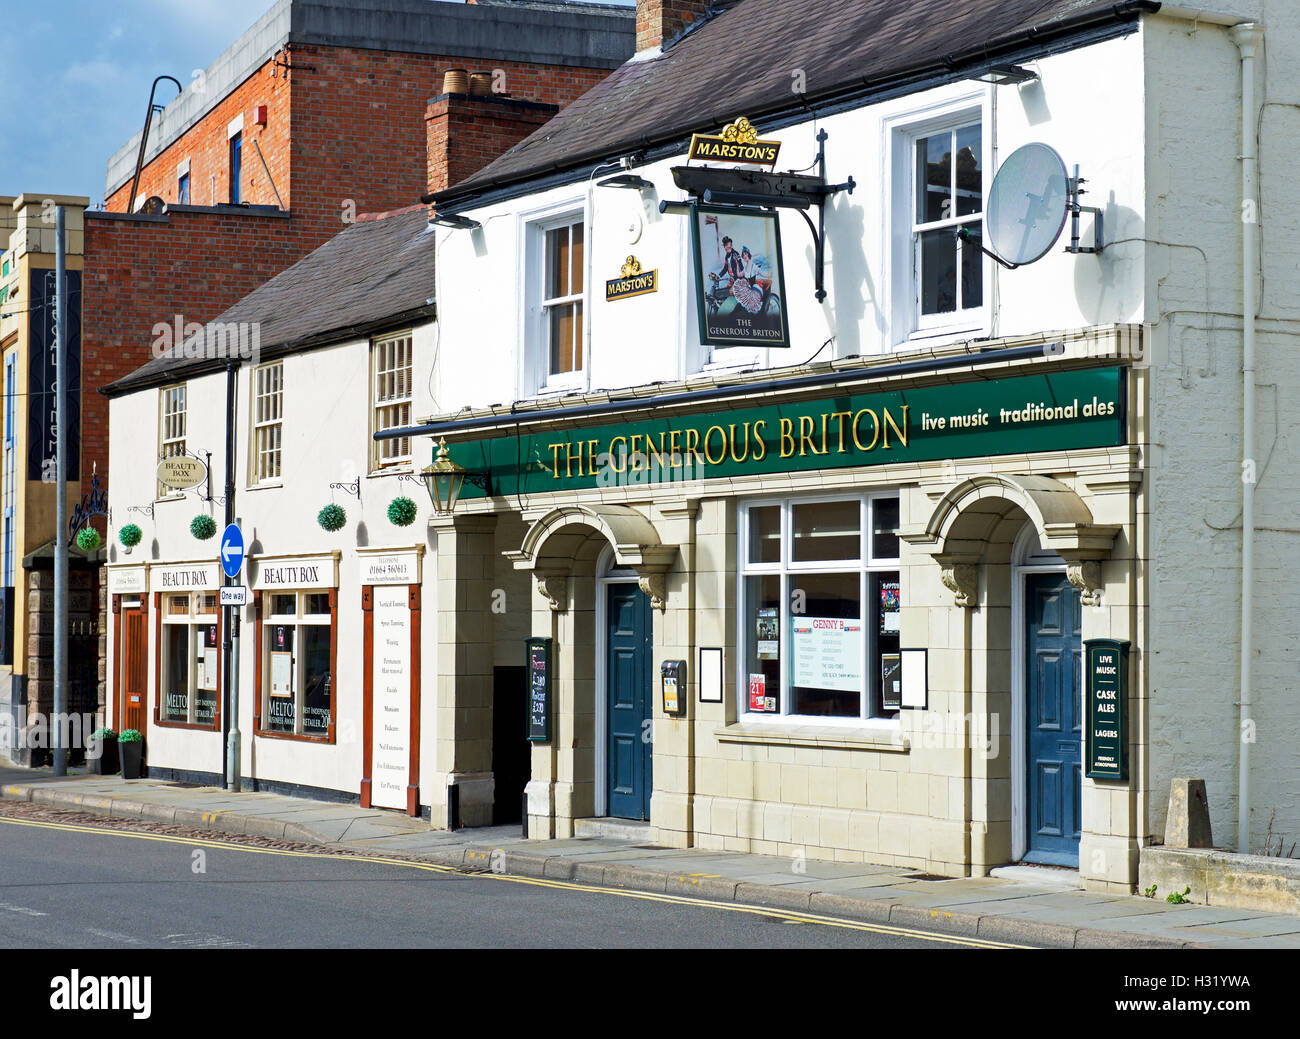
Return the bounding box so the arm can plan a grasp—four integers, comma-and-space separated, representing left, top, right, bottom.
6, 769, 1300, 949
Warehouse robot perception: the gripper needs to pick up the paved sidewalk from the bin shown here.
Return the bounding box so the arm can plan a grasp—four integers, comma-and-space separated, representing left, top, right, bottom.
5, 765, 1300, 949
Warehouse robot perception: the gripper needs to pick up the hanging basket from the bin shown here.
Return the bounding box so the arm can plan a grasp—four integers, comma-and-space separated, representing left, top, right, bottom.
118, 524, 143, 549
191, 514, 217, 541
75, 527, 102, 552
387, 496, 418, 527
318, 503, 347, 532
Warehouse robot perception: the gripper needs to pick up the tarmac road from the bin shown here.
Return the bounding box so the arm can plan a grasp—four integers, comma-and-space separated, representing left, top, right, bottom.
0, 811, 1024, 949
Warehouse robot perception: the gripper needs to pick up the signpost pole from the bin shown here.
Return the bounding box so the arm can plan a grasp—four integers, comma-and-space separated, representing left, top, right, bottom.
223, 362, 238, 791
52, 207, 67, 777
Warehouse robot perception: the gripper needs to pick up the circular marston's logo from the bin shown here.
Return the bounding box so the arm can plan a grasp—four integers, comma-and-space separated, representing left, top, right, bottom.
156, 456, 206, 490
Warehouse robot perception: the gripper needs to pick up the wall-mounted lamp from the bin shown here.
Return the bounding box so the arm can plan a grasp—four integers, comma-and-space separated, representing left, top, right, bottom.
421, 438, 489, 514
598, 173, 654, 190
430, 212, 481, 230
970, 64, 1038, 85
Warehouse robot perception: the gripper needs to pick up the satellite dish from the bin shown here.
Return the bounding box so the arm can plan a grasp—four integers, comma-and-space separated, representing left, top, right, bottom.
964, 142, 1105, 268
986, 143, 1069, 265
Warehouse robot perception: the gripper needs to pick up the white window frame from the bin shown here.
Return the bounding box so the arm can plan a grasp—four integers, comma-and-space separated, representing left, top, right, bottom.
736, 492, 902, 727
519, 198, 588, 398
370, 330, 414, 471
159, 591, 220, 727
261, 590, 334, 738
884, 89, 992, 347
158, 384, 187, 500
250, 360, 283, 486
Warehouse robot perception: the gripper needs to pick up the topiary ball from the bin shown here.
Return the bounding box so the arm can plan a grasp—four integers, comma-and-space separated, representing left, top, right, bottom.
318, 503, 347, 532
191, 514, 217, 541
75, 527, 102, 552
118, 523, 143, 548
387, 496, 418, 527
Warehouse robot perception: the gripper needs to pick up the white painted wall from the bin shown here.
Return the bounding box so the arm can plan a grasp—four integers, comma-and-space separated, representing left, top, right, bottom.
106, 322, 441, 803
432, 31, 1147, 415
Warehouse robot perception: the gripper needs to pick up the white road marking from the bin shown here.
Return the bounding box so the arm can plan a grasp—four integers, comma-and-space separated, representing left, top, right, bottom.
0, 902, 47, 917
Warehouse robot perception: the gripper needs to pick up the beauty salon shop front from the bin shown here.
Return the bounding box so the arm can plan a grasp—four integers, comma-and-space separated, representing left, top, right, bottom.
427, 328, 1144, 888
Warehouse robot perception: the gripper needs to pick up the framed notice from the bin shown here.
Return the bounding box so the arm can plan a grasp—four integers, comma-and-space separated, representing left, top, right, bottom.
900, 649, 928, 710
270, 651, 293, 698
1085, 639, 1130, 780
526, 637, 552, 742
691, 205, 790, 349
698, 647, 723, 703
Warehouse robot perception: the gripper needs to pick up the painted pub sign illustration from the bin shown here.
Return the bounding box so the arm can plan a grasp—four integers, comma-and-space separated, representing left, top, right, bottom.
1085, 639, 1130, 780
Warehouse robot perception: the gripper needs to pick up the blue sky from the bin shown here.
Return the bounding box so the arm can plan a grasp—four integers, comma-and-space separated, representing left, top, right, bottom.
4, 0, 634, 206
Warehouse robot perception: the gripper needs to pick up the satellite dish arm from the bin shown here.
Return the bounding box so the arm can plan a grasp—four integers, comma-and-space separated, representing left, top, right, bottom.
955, 226, 1023, 270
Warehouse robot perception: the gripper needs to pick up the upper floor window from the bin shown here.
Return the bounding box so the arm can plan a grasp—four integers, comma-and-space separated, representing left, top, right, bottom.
887, 98, 988, 344
542, 217, 584, 386
159, 384, 186, 498
251, 361, 282, 484
229, 133, 243, 205
178, 173, 190, 205
371, 331, 413, 470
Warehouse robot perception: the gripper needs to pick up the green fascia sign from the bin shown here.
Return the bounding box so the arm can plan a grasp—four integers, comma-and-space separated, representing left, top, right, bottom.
451, 366, 1126, 500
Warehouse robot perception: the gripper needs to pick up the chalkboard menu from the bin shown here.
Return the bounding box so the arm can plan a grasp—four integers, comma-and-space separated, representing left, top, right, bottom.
526, 637, 553, 743
1085, 639, 1129, 780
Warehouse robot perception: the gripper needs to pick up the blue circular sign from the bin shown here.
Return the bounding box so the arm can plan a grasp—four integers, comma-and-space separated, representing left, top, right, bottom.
220, 523, 245, 579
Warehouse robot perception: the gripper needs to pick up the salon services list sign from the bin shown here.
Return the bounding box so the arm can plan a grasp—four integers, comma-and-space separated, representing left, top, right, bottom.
370, 586, 411, 810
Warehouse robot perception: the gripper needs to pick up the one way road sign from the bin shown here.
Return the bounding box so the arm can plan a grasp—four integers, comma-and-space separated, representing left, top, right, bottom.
221, 523, 245, 579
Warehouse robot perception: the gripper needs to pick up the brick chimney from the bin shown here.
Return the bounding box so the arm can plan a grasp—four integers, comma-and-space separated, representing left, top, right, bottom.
425, 89, 559, 197
636, 0, 710, 53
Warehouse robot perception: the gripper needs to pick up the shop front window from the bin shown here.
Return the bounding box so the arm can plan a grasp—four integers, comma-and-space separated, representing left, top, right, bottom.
261, 590, 334, 739
739, 495, 901, 722
159, 592, 220, 728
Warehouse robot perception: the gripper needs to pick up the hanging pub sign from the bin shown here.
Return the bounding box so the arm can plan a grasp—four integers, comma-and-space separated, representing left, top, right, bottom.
526, 636, 553, 742
1085, 639, 1130, 780
606, 255, 657, 302
156, 455, 207, 491
692, 205, 790, 348
688, 117, 781, 167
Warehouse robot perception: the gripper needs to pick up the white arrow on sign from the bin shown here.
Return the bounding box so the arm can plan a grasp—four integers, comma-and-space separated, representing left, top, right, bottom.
222, 540, 241, 564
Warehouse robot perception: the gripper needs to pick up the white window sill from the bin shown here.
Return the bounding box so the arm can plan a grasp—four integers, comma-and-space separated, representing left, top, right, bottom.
154, 493, 187, 505
903, 316, 989, 348
366, 465, 413, 480
715, 721, 908, 753
245, 480, 283, 492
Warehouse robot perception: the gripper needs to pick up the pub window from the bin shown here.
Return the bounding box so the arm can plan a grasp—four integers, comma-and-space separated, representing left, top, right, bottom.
371, 331, 413, 469
739, 494, 901, 722
251, 361, 283, 484
530, 214, 584, 392
260, 590, 334, 739
158, 384, 186, 498
158, 592, 220, 729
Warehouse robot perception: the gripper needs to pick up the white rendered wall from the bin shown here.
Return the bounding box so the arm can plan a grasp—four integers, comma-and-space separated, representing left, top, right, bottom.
106, 323, 440, 802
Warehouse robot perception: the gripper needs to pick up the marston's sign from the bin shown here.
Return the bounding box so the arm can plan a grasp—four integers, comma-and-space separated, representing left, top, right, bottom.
606, 255, 658, 302
156, 456, 207, 491
689, 117, 781, 167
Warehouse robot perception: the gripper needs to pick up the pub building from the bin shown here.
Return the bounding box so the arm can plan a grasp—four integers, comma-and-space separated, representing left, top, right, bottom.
406, 0, 1300, 890
100, 0, 1300, 894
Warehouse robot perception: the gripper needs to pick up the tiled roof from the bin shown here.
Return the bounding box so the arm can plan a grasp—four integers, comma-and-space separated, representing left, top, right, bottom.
103, 206, 434, 397
433, 0, 1157, 205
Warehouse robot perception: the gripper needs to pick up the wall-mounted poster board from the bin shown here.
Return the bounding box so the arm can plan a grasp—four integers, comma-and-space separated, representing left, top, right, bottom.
526, 637, 553, 743
1085, 639, 1130, 780
900, 648, 928, 710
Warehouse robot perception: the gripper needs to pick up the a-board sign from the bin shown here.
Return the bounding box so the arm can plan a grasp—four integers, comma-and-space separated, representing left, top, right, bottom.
526, 637, 553, 743
1085, 639, 1130, 780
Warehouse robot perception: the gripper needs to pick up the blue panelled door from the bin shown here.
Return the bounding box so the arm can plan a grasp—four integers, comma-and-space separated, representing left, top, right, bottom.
607, 583, 652, 821
1025, 572, 1083, 865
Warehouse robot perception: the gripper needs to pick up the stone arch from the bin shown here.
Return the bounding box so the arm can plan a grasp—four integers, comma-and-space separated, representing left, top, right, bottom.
505, 504, 678, 610
907, 474, 1120, 606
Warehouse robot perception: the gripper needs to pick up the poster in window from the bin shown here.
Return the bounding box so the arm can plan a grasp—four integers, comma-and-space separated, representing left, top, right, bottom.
879, 581, 901, 634
792, 617, 862, 693
691, 205, 790, 349
270, 650, 293, 698
200, 626, 218, 692
748, 673, 775, 713
881, 653, 902, 711
755, 606, 779, 660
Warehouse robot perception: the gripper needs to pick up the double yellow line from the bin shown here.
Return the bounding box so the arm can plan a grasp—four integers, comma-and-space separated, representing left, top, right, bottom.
0, 814, 1025, 948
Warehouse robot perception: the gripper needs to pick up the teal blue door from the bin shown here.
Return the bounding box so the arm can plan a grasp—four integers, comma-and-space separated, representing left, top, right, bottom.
607, 583, 652, 820
1025, 572, 1083, 866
